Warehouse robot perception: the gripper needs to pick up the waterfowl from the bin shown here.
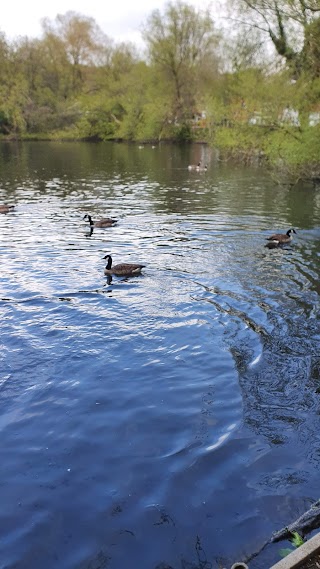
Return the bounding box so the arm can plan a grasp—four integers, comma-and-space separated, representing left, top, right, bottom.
265, 228, 297, 245
85, 226, 94, 238
265, 241, 280, 249
0, 205, 15, 214
83, 214, 117, 228
103, 254, 145, 276
188, 161, 201, 171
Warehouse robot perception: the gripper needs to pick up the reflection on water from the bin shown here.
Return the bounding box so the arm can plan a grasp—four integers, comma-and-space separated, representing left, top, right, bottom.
0, 141, 319, 569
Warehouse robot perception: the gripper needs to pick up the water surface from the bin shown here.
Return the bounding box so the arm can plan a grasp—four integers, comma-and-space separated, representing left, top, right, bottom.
0, 141, 319, 569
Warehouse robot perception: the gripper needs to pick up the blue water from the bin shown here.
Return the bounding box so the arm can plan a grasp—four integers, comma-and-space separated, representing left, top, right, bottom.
0, 141, 319, 569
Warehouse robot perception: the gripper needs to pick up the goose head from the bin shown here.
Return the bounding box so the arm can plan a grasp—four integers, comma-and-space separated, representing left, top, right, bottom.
83, 214, 93, 226
103, 254, 112, 270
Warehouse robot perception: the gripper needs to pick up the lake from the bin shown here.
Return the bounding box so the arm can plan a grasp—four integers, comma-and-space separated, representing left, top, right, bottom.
0, 141, 319, 569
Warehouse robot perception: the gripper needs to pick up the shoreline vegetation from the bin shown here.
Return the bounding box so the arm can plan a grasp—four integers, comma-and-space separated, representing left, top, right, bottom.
1, 1, 320, 185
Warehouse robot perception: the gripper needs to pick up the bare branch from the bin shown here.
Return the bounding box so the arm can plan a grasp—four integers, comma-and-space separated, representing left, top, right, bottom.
221, 16, 270, 33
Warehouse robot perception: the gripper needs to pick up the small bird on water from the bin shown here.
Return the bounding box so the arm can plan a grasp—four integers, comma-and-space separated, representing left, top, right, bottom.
83, 214, 118, 228
103, 254, 145, 276
0, 205, 15, 214
265, 228, 296, 248
188, 161, 201, 171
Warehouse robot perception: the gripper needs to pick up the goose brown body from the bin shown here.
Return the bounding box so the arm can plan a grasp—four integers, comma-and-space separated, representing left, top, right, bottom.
103, 255, 145, 276
0, 205, 15, 214
83, 214, 117, 228
266, 228, 296, 245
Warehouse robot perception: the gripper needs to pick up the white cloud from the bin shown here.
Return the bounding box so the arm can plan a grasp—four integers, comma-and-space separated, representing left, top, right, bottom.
1, 0, 226, 44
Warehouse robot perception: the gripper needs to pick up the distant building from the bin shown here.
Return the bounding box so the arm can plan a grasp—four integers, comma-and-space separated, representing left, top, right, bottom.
248, 112, 265, 125
281, 107, 300, 126
309, 112, 320, 127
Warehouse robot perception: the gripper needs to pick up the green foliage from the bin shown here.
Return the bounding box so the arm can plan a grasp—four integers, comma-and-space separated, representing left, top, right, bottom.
134, 102, 167, 141
75, 100, 118, 140
0, 110, 10, 134
0, 77, 29, 134
279, 531, 305, 558
262, 125, 320, 184
173, 123, 192, 141
291, 532, 305, 548
299, 17, 320, 78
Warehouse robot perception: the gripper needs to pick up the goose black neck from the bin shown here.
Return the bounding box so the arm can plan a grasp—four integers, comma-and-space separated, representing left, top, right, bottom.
106, 256, 112, 270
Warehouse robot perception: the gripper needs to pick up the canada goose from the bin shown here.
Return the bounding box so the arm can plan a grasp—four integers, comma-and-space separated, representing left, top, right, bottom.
85, 226, 94, 238
103, 254, 145, 276
265, 241, 280, 249
83, 214, 117, 228
0, 205, 15, 214
265, 228, 296, 245
188, 161, 201, 171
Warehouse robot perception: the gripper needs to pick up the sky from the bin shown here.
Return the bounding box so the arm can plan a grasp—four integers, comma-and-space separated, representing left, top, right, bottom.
2, 0, 226, 47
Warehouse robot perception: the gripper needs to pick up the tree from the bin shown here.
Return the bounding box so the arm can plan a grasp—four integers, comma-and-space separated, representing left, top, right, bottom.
142, 1, 219, 122
302, 17, 320, 76
221, 28, 269, 73
109, 42, 139, 81
0, 33, 28, 134
42, 12, 111, 92
227, 0, 320, 76
75, 42, 144, 140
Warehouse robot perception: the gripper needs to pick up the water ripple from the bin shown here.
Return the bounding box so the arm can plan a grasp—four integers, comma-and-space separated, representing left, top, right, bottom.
0, 142, 319, 569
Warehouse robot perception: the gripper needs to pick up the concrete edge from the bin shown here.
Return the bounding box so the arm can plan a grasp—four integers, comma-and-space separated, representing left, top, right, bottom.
270, 531, 320, 569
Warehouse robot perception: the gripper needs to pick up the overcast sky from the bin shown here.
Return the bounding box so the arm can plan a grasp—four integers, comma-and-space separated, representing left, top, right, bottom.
2, 0, 226, 46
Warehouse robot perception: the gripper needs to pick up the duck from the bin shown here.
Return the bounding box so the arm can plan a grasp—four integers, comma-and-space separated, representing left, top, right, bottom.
188, 161, 202, 171
83, 214, 117, 228
0, 204, 15, 214
103, 254, 145, 276
265, 228, 297, 246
